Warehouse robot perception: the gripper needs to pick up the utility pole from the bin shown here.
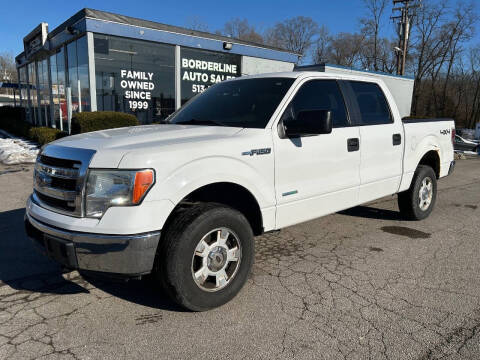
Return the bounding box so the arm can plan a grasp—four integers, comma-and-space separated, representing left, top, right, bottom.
391, 0, 420, 75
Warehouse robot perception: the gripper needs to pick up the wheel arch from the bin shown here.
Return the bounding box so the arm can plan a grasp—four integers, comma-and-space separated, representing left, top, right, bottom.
163, 182, 264, 236
399, 143, 442, 192
417, 150, 441, 179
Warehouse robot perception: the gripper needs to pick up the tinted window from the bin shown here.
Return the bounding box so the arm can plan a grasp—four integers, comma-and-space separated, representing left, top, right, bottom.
180, 47, 241, 105
168, 78, 294, 128
282, 80, 349, 128
349, 81, 391, 125
94, 34, 175, 124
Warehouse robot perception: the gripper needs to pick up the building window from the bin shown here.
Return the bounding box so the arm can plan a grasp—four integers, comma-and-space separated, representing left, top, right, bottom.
67, 36, 90, 115
94, 34, 175, 124
18, 66, 27, 108
27, 62, 38, 125
36, 58, 51, 127
56, 48, 67, 129
180, 47, 241, 105
50, 48, 67, 130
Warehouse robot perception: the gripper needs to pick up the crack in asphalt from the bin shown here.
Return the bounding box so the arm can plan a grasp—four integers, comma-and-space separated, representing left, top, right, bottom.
1, 171, 479, 359
249, 180, 480, 359
0, 271, 113, 359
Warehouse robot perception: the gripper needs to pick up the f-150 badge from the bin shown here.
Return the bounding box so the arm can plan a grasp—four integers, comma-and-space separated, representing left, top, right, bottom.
242, 148, 272, 156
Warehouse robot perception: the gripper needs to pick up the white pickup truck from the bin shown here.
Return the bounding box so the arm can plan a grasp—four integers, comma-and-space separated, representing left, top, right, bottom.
25, 71, 455, 311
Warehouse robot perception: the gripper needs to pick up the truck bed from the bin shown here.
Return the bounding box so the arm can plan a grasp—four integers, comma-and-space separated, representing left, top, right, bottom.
400, 118, 455, 192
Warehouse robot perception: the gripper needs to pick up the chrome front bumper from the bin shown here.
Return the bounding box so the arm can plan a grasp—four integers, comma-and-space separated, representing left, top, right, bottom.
25, 211, 161, 277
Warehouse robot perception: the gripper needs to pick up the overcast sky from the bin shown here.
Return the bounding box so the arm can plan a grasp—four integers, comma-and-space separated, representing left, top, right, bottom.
2, 0, 478, 57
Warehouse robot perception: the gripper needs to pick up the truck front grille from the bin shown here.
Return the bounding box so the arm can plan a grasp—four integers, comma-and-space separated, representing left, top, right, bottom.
35, 191, 76, 212
32, 146, 96, 217
39, 154, 80, 169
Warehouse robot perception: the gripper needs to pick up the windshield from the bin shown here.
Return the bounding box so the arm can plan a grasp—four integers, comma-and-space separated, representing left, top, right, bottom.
167, 77, 295, 128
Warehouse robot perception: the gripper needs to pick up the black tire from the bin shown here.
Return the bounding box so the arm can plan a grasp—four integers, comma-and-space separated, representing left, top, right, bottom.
398, 165, 437, 220
155, 203, 254, 311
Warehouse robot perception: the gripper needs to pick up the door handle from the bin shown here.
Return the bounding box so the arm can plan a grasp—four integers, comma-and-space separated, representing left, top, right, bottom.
393, 133, 402, 146
347, 138, 359, 152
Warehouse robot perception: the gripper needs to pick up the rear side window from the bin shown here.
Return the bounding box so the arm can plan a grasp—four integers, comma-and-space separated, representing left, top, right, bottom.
349, 81, 392, 125
284, 80, 349, 128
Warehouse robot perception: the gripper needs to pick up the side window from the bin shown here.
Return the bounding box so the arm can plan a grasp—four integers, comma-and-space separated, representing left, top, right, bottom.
282, 80, 349, 128
349, 81, 392, 125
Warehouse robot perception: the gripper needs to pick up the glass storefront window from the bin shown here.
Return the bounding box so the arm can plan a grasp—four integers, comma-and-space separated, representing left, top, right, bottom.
66, 36, 90, 117
94, 34, 175, 124
27, 62, 38, 125
37, 58, 51, 127
180, 48, 241, 105
18, 66, 27, 108
20, 33, 249, 128
49, 48, 68, 130
67, 41, 79, 113
56, 47, 67, 129
50, 53, 59, 129
37, 60, 44, 125
76, 37, 90, 112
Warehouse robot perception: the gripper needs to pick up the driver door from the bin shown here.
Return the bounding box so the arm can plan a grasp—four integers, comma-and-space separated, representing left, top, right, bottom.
274, 79, 361, 228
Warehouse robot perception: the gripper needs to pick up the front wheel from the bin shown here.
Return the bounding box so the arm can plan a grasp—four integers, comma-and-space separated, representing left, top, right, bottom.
398, 165, 437, 220
156, 203, 254, 311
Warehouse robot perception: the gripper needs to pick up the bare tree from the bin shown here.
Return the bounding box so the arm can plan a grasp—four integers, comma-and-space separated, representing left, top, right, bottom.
360, 37, 397, 73
360, 0, 389, 71
184, 16, 209, 32
312, 24, 396, 72
437, 1, 478, 116
0, 52, 17, 96
327, 33, 365, 67
265, 16, 318, 58
408, 0, 449, 115
219, 18, 264, 44
467, 45, 480, 128
313, 25, 331, 63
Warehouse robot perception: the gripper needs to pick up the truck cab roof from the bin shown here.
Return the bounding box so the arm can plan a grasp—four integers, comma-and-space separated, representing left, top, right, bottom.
238, 71, 387, 84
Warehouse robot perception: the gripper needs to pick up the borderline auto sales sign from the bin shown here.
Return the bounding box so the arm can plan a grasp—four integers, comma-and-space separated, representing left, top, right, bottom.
180, 48, 241, 104
182, 58, 237, 93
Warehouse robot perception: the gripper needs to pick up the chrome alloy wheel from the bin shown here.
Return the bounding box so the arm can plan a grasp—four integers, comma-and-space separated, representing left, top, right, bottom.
418, 176, 433, 211
191, 228, 242, 292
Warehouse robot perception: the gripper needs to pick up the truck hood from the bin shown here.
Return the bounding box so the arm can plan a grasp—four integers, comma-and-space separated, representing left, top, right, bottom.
51, 124, 243, 168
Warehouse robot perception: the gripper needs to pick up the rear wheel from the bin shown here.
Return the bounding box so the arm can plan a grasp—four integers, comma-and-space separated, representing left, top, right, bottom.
155, 203, 254, 311
398, 165, 437, 220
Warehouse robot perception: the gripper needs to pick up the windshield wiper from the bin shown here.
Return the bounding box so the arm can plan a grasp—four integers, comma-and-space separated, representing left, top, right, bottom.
174, 119, 224, 126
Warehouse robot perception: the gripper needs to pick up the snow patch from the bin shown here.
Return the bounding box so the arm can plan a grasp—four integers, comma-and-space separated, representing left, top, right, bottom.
0, 135, 39, 165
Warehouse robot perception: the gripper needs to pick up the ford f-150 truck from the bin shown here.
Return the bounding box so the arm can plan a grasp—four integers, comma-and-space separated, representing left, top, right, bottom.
25, 71, 455, 311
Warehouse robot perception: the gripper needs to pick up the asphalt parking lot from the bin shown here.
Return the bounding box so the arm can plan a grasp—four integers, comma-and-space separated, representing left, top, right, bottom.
1, 158, 480, 360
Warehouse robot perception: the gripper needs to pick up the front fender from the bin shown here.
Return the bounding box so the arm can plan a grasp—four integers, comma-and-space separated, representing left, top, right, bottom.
152, 156, 276, 209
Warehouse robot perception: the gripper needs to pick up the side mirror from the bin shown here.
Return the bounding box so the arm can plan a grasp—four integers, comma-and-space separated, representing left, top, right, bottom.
283, 110, 333, 137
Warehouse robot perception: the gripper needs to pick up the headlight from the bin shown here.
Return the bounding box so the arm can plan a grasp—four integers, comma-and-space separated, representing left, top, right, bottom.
85, 169, 154, 218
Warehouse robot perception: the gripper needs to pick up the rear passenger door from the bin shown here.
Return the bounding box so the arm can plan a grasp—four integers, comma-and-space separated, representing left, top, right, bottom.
342, 80, 404, 203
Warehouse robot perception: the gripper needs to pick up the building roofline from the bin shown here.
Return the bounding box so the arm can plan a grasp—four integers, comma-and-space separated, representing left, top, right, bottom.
47, 9, 87, 39
24, 22, 49, 43
47, 8, 300, 57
